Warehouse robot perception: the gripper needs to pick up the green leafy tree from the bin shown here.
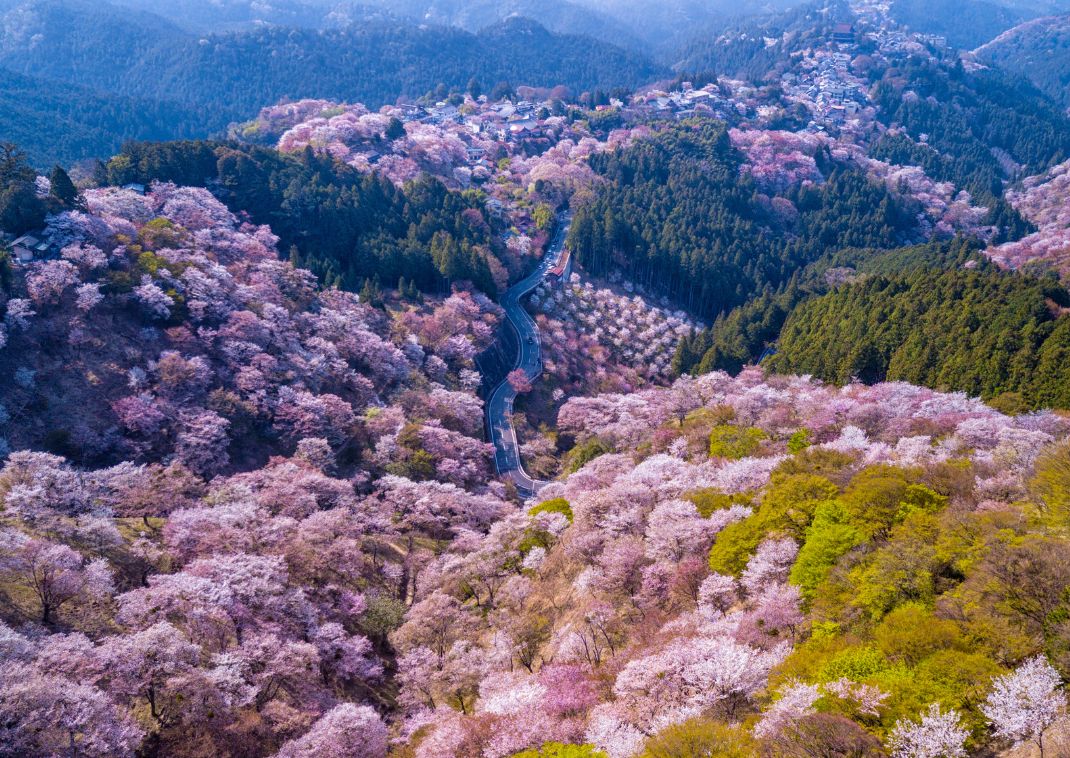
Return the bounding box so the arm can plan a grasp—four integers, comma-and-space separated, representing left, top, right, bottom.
708, 425, 766, 460
48, 166, 82, 209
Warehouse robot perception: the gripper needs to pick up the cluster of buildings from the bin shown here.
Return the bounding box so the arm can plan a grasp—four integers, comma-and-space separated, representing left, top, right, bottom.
783, 48, 873, 131
397, 98, 551, 145
629, 82, 750, 122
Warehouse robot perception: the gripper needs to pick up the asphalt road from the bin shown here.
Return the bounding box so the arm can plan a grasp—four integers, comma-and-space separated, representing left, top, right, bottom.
486, 213, 571, 497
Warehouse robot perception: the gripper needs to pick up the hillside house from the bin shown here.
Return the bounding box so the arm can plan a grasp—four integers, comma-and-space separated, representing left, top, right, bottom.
11, 234, 50, 264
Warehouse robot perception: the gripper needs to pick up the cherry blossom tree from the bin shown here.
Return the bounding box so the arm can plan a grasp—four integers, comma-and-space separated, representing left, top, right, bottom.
4, 298, 35, 330
275, 703, 388, 758
982, 656, 1066, 756
133, 277, 174, 320
508, 369, 534, 394
740, 538, 798, 596
754, 680, 821, 739
75, 282, 104, 313
25, 260, 80, 306
0, 533, 113, 624
173, 410, 231, 476
610, 634, 781, 733
0, 662, 143, 757
888, 703, 969, 758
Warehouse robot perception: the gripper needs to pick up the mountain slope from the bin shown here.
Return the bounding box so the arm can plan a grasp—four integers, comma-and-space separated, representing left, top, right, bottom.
0, 68, 205, 167
105, 0, 340, 31
673, 0, 850, 80
767, 262, 1070, 409
577, 0, 813, 55
975, 14, 1070, 106
889, 0, 1033, 49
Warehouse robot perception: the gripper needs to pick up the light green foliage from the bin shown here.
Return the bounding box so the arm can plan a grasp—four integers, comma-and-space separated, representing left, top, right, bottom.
762, 459, 1039, 748
896, 484, 948, 521
790, 501, 864, 600
640, 718, 757, 758
708, 424, 766, 460
684, 488, 752, 518
909, 650, 1005, 739
774, 447, 858, 483
1031, 440, 1070, 526
359, 594, 407, 643
818, 645, 892, 683
709, 473, 838, 575
849, 511, 942, 619
841, 465, 925, 538
787, 428, 813, 454
529, 497, 574, 523
533, 203, 554, 231
512, 744, 608, 758
565, 438, 612, 474
873, 604, 961, 665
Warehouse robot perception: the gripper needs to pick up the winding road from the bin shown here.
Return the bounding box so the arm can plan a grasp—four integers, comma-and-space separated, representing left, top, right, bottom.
486, 213, 571, 497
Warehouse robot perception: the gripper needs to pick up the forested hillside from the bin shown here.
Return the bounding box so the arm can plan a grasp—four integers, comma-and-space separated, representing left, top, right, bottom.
359, 0, 647, 52
673, 0, 848, 81
0, 69, 206, 168
975, 14, 1070, 107
889, 0, 1032, 49
106, 0, 346, 31
581, 0, 813, 56
407, 370, 1070, 757
870, 59, 1070, 213
668, 238, 978, 374
767, 263, 1070, 410
6, 0, 1070, 754
566, 121, 921, 321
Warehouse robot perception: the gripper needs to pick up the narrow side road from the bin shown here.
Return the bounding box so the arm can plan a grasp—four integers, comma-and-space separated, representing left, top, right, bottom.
486, 213, 571, 498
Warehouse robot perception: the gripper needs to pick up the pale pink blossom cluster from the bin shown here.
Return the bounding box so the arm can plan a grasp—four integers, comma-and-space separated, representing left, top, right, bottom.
0, 172, 516, 756
863, 159, 993, 240
558, 369, 1066, 479
507, 138, 600, 197
271, 100, 499, 190
7, 182, 496, 488
531, 277, 699, 381
988, 159, 1070, 275
241, 98, 367, 143
730, 128, 825, 193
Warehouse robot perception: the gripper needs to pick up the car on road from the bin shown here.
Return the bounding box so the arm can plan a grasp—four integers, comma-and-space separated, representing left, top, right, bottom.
527, 335, 534, 344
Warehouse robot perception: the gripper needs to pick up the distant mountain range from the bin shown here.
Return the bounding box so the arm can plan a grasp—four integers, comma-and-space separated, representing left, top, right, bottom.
0, 67, 206, 169
975, 13, 1070, 106
356, 0, 648, 52
0, 0, 665, 167
50, 0, 814, 57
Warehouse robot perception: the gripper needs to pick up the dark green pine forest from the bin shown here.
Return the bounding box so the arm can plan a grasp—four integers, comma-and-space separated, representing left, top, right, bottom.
566, 120, 919, 322
766, 264, 1070, 411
